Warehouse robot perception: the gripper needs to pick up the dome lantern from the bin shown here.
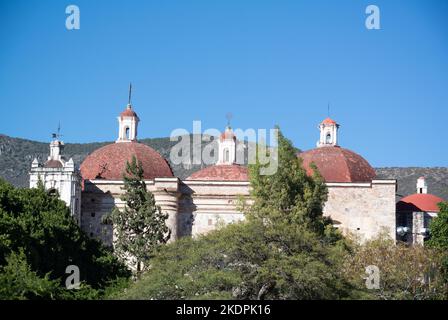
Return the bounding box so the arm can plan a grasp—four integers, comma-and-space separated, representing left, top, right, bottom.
217, 126, 237, 165
116, 83, 139, 143
317, 117, 339, 147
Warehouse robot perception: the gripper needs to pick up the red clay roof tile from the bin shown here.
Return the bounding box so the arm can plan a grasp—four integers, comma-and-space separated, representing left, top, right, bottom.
80, 142, 173, 180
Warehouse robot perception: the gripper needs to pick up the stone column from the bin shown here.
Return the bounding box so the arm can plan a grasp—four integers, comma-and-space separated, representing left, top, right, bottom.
153, 178, 180, 241
412, 211, 425, 245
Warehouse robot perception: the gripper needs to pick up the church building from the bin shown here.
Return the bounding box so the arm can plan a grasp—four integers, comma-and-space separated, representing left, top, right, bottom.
30, 99, 420, 246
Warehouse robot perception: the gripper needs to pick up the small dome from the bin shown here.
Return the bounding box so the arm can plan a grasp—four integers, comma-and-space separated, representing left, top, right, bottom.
321, 117, 337, 125
44, 160, 63, 168
120, 104, 138, 118
187, 164, 249, 181
397, 193, 444, 213
220, 127, 236, 141
80, 142, 173, 180
298, 146, 376, 182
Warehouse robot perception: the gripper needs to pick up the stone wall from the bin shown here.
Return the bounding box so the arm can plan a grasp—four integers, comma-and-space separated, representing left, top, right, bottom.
179, 180, 251, 236
81, 178, 180, 245
324, 180, 397, 241
81, 178, 397, 246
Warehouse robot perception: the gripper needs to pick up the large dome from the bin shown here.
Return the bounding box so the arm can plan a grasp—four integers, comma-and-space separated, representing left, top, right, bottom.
80, 142, 173, 180
187, 164, 249, 181
298, 146, 376, 183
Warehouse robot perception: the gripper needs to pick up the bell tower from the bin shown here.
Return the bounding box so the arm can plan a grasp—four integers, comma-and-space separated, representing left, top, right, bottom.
29, 128, 82, 224
416, 177, 428, 194
317, 117, 340, 147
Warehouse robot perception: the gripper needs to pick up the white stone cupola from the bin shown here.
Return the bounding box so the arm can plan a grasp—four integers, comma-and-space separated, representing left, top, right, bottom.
217, 126, 237, 165
49, 138, 64, 163
116, 84, 139, 143
417, 177, 428, 194
116, 104, 139, 142
317, 117, 340, 147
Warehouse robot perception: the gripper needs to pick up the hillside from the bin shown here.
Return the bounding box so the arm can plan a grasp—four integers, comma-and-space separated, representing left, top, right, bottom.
0, 134, 447, 200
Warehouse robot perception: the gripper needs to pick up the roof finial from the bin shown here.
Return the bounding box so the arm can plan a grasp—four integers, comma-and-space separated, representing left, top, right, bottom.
226, 112, 233, 128
327, 102, 330, 117
128, 82, 132, 105
52, 122, 63, 140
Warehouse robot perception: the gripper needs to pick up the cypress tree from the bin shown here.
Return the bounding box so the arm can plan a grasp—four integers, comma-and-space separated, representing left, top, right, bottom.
107, 156, 170, 274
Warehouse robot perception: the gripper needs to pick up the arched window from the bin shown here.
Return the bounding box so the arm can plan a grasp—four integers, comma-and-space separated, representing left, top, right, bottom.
224, 148, 230, 162
125, 127, 130, 140
326, 133, 332, 144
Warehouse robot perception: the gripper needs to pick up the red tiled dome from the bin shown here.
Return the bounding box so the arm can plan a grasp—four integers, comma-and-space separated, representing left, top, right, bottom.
187, 164, 249, 181
298, 146, 376, 183
321, 117, 337, 125
80, 142, 173, 180
120, 105, 138, 118
397, 193, 444, 213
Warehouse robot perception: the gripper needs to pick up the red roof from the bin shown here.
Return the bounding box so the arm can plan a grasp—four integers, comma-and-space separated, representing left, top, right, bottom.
120, 105, 138, 118
298, 146, 376, 182
80, 142, 173, 180
397, 193, 444, 213
187, 164, 249, 181
321, 117, 337, 125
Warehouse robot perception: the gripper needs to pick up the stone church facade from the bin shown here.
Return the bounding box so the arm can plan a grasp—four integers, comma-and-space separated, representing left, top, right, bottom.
31, 101, 404, 245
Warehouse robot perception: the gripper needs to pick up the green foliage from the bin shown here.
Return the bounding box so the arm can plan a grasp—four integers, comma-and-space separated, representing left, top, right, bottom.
427, 202, 448, 285
342, 235, 447, 300
247, 127, 334, 239
0, 178, 130, 299
119, 220, 353, 300
0, 249, 59, 300
119, 127, 353, 300
105, 156, 170, 274
428, 202, 448, 249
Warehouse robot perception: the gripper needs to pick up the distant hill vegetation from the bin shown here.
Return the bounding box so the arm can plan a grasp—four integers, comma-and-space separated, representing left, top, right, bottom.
1, 134, 447, 200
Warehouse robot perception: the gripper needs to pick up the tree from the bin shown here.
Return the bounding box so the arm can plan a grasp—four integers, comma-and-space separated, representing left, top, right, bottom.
0, 178, 130, 300
342, 235, 447, 300
118, 220, 354, 300
428, 202, 448, 249
247, 127, 334, 238
0, 249, 58, 300
106, 156, 170, 274
427, 202, 448, 285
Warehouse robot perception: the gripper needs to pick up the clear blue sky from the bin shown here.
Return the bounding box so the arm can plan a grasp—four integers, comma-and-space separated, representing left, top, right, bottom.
0, 0, 447, 167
